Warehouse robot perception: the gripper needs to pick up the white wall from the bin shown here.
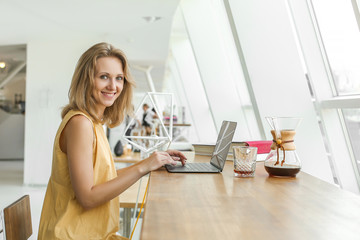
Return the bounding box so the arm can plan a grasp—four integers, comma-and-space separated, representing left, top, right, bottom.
165, 55, 200, 142
180, 0, 257, 141
24, 39, 104, 185
171, 38, 218, 143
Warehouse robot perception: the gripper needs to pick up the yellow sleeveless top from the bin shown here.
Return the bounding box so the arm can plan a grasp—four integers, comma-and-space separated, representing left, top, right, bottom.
38, 110, 125, 240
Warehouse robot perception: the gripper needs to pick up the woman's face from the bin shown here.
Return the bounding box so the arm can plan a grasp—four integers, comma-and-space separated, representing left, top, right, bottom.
92, 56, 124, 117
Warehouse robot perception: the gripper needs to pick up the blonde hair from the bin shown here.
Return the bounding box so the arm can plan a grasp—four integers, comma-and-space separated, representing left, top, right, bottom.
61, 42, 135, 128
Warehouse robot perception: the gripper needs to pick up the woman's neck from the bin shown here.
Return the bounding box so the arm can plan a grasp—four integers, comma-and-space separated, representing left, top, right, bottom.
94, 107, 105, 121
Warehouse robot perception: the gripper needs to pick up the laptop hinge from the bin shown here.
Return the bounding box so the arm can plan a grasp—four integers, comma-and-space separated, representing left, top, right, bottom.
210, 162, 222, 171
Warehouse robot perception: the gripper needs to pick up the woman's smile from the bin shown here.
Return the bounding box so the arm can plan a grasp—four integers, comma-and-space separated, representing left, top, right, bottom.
101, 91, 117, 97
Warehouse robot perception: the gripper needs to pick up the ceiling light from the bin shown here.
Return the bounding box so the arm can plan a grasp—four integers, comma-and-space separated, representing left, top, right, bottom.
0, 61, 6, 69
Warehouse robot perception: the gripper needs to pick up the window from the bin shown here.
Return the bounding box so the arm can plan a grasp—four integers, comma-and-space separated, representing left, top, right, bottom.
343, 108, 360, 175
313, 0, 360, 96
287, 0, 360, 193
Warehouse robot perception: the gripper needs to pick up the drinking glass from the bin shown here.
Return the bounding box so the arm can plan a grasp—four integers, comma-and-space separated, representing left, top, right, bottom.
233, 146, 257, 177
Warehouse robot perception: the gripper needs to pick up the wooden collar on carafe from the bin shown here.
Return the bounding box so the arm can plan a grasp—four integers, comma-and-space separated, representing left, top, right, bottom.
270, 130, 296, 166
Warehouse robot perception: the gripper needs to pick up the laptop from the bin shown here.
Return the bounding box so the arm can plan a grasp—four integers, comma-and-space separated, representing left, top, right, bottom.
165, 120, 237, 173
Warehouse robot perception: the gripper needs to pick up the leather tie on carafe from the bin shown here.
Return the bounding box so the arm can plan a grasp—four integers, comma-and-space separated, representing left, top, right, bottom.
270, 130, 296, 166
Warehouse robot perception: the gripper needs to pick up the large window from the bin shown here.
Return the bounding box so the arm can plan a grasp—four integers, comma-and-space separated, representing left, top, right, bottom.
312, 0, 360, 186
287, 0, 360, 192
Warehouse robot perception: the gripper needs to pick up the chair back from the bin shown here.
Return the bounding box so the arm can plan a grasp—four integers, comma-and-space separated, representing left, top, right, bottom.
3, 195, 32, 240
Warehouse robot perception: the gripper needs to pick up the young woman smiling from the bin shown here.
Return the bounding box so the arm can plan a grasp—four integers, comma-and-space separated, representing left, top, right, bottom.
38, 42, 186, 240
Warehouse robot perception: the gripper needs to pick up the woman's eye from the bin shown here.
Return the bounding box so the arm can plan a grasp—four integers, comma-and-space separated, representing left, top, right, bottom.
116, 76, 123, 81
100, 75, 108, 80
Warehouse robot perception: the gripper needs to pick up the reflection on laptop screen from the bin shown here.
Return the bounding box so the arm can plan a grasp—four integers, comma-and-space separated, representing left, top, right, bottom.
210, 121, 237, 170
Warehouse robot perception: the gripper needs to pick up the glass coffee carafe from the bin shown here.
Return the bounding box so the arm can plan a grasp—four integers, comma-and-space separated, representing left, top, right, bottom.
264, 117, 302, 177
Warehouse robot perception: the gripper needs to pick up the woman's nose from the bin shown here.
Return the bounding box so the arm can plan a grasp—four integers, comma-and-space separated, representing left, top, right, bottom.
108, 78, 116, 89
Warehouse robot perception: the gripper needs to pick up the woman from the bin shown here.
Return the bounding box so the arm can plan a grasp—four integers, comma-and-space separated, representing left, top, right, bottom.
38, 42, 187, 240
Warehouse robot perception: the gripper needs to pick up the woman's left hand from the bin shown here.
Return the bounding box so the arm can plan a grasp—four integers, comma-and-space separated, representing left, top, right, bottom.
166, 149, 187, 166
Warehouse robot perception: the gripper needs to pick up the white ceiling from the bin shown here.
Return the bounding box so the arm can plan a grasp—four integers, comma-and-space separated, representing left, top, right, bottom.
0, 0, 181, 93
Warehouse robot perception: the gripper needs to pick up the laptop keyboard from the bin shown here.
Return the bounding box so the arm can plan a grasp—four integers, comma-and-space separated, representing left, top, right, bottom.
171, 163, 218, 172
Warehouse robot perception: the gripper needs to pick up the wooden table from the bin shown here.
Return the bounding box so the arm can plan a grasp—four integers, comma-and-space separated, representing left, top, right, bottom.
140, 153, 360, 240
114, 152, 141, 164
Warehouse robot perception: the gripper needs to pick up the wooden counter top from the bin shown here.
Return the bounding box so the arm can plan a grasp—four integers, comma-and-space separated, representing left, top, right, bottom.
140, 153, 360, 240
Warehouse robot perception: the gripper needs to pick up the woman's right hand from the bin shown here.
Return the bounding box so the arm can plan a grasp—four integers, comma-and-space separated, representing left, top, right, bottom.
142, 151, 177, 173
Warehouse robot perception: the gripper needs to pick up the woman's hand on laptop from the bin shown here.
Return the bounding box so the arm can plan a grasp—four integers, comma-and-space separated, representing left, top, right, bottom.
140, 151, 181, 172
166, 149, 187, 166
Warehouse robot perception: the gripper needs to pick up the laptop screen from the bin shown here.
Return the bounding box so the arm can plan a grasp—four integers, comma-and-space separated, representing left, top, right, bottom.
210, 121, 237, 170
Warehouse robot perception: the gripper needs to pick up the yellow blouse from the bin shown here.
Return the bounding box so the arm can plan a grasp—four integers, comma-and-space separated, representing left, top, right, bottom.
38, 110, 125, 240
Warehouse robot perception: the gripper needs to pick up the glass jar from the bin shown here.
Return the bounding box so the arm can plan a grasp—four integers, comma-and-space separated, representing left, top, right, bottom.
264, 117, 302, 177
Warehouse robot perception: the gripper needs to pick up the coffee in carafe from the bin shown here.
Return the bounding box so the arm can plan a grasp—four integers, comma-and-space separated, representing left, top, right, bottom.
264, 117, 302, 177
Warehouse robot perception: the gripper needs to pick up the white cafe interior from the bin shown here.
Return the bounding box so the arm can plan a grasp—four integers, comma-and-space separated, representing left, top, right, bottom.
1, 0, 360, 239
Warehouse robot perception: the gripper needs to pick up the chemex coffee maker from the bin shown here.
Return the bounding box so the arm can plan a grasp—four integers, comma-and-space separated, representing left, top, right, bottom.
264, 117, 302, 177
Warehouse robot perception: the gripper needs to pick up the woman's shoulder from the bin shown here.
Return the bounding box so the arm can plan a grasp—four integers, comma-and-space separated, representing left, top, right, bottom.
63, 110, 92, 122
68, 112, 92, 126
62, 110, 93, 131
62, 113, 94, 141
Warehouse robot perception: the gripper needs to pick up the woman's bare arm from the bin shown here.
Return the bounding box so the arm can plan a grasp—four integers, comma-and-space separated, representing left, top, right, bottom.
61, 115, 177, 210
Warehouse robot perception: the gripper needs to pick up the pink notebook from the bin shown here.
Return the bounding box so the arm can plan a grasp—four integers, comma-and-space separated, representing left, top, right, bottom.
245, 141, 272, 154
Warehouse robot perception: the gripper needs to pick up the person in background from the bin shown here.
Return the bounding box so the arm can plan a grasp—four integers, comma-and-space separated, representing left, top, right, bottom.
125, 104, 141, 137
38, 42, 187, 240
142, 103, 158, 135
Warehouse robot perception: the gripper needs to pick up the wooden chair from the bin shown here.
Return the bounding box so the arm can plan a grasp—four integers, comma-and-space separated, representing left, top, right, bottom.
2, 195, 32, 240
